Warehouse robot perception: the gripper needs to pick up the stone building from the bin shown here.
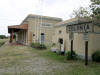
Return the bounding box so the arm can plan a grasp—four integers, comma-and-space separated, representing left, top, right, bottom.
8, 14, 62, 45
53, 17, 100, 59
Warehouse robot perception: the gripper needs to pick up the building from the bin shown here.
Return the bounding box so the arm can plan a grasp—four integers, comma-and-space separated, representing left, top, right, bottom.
8, 14, 100, 59
8, 14, 62, 45
53, 18, 100, 59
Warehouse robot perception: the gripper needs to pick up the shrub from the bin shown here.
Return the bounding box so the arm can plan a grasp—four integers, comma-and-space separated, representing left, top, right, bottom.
31, 43, 46, 49
0, 35, 7, 39
0, 42, 5, 47
66, 51, 77, 60
92, 51, 100, 62
52, 43, 56, 47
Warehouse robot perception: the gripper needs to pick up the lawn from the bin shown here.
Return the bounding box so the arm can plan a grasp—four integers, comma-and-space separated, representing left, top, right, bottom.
0, 39, 8, 47
0, 41, 100, 75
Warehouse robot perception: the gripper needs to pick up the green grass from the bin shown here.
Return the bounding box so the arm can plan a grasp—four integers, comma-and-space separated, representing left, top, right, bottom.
0, 39, 8, 47
0, 42, 5, 47
0, 43, 100, 75
31, 48, 66, 62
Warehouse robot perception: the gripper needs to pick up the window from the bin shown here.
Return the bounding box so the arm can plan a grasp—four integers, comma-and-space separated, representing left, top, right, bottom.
33, 34, 35, 36
59, 30, 62, 34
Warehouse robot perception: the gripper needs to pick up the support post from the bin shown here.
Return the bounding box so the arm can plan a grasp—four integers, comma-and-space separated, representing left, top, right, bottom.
10, 30, 13, 43
71, 40, 73, 59
85, 41, 88, 65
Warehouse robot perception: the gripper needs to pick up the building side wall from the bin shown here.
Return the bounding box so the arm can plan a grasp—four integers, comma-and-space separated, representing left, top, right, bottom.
53, 25, 100, 59
27, 18, 62, 45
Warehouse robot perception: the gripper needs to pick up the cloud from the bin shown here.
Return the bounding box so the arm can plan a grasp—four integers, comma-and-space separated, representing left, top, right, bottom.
0, 0, 90, 35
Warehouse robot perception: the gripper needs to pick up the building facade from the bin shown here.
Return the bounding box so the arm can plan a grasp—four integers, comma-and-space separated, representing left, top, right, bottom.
53, 18, 100, 59
8, 14, 62, 45
8, 14, 100, 59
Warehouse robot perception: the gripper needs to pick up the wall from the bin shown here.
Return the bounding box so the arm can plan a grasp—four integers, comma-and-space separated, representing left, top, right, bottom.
53, 25, 100, 59
27, 17, 62, 45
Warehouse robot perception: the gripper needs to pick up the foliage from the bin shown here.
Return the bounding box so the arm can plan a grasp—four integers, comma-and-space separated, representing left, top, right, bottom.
71, 7, 91, 18
66, 51, 77, 60
0, 42, 5, 47
0, 35, 7, 39
52, 43, 56, 47
92, 51, 100, 62
31, 43, 46, 49
13, 34, 16, 40
90, 0, 100, 20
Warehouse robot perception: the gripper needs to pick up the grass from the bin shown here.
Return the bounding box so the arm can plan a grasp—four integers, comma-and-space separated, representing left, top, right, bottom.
0, 39, 8, 47
0, 40, 100, 75
31, 48, 66, 62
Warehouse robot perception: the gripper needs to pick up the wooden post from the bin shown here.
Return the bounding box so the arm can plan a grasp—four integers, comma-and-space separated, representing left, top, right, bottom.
85, 41, 88, 65
71, 40, 73, 59
10, 30, 13, 43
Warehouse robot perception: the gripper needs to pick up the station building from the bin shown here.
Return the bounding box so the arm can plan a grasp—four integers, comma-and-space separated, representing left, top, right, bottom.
8, 14, 100, 59
53, 18, 100, 59
8, 14, 62, 45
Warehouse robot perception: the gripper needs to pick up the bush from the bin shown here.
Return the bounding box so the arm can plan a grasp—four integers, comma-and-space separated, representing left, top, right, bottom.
31, 43, 46, 49
0, 35, 7, 39
92, 51, 100, 62
66, 51, 77, 60
0, 42, 5, 47
52, 43, 56, 47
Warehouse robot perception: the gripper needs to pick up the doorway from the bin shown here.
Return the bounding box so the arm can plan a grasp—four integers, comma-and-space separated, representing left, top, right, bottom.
59, 38, 65, 55
40, 33, 44, 44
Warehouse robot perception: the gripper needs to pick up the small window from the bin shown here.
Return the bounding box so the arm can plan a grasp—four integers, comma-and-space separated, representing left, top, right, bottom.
33, 34, 35, 36
59, 30, 62, 34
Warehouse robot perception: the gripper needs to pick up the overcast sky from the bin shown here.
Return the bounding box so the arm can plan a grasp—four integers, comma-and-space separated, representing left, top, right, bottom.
0, 0, 90, 35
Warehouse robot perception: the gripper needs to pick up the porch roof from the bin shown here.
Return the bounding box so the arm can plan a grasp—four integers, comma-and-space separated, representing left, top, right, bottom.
8, 24, 28, 33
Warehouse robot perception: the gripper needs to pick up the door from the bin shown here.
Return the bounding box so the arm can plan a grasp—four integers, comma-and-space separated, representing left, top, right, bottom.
40, 33, 44, 44
59, 38, 64, 52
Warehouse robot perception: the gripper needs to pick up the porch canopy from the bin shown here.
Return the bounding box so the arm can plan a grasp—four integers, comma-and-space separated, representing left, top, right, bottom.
8, 24, 28, 43
8, 24, 28, 33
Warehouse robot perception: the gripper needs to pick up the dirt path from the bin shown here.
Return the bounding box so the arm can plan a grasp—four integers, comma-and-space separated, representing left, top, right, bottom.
0, 44, 100, 75
0, 44, 71, 75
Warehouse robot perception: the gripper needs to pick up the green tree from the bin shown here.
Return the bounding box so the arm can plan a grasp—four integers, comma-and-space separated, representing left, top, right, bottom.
71, 7, 91, 18
0, 35, 7, 39
90, 0, 100, 20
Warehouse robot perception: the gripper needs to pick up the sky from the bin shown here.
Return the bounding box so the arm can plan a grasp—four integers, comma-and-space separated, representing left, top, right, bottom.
0, 0, 91, 36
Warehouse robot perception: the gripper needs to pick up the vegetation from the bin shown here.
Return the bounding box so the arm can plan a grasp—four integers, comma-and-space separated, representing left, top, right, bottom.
0, 35, 7, 39
51, 43, 56, 47
71, 7, 91, 18
71, 0, 100, 22
31, 43, 46, 49
90, 0, 100, 20
0, 42, 5, 47
66, 51, 78, 60
0, 44, 100, 75
92, 51, 100, 62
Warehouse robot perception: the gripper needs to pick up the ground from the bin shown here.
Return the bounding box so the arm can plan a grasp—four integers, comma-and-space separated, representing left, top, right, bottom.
0, 40, 100, 75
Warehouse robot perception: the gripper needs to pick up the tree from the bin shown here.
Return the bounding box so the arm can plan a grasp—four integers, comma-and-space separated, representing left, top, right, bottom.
90, 0, 100, 20
70, 7, 91, 18
0, 35, 7, 39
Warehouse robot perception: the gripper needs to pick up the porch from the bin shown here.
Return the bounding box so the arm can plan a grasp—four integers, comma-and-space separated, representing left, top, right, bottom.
8, 24, 28, 45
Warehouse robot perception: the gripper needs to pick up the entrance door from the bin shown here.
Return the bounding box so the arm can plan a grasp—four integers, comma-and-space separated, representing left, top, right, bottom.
59, 38, 64, 52
40, 33, 44, 44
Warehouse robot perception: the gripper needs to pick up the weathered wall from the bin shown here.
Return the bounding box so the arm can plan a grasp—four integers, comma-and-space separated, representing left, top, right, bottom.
27, 17, 62, 45
53, 25, 100, 59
